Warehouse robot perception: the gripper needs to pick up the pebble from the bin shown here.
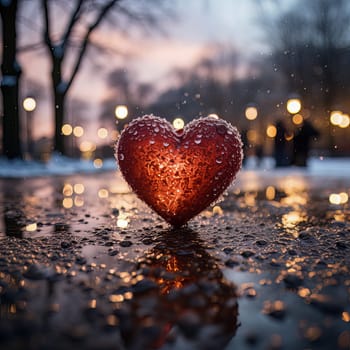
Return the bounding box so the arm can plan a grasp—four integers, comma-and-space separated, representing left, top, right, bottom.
298, 231, 313, 241
336, 241, 347, 249
108, 249, 119, 256
241, 250, 255, 258
75, 256, 87, 265
60, 241, 72, 249
283, 274, 303, 289
119, 240, 133, 247
225, 259, 240, 268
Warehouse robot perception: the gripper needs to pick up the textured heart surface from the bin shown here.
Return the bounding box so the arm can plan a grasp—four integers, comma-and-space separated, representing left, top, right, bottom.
116, 115, 243, 227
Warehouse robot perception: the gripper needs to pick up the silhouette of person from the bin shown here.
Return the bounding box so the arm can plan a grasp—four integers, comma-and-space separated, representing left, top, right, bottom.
292, 119, 320, 167
274, 120, 289, 167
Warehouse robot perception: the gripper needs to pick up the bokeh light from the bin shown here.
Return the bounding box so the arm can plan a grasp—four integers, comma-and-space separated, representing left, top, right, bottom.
73, 126, 84, 137
97, 127, 108, 139
63, 184, 73, 196
330, 111, 343, 126
98, 188, 109, 198
117, 218, 129, 228
74, 196, 84, 207
285, 132, 294, 141
286, 98, 301, 114
292, 114, 303, 125
23, 97, 36, 112
115, 105, 128, 119
329, 192, 348, 204
245, 106, 258, 120
93, 158, 103, 168
63, 197, 73, 209
266, 186, 276, 200
73, 183, 85, 194
339, 114, 350, 128
247, 129, 258, 143
79, 141, 96, 153
266, 125, 277, 138
25, 223, 37, 232
172, 117, 185, 130
62, 124, 73, 136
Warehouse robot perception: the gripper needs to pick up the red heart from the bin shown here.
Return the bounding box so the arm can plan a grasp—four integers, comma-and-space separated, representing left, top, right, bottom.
116, 115, 243, 227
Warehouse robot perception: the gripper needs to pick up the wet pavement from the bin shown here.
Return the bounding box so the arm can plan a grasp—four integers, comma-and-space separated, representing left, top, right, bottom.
0, 169, 349, 349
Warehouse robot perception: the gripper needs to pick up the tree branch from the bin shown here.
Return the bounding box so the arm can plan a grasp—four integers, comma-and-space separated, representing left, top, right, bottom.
41, 0, 52, 48
65, 0, 119, 92
62, 0, 84, 50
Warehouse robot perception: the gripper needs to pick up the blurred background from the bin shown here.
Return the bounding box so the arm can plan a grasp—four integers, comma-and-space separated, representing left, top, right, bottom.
1, 0, 349, 166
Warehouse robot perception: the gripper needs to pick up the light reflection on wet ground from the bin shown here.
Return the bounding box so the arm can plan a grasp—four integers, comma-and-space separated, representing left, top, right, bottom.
0, 169, 349, 349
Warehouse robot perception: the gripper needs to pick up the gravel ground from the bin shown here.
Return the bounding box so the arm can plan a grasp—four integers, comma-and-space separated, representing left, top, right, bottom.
0, 170, 349, 350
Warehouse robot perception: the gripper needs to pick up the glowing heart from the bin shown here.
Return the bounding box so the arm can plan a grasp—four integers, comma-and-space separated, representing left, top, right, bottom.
116, 115, 243, 227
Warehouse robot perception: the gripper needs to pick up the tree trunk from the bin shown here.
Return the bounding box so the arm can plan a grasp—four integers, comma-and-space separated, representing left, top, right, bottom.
51, 55, 67, 156
0, 0, 22, 159
53, 89, 66, 155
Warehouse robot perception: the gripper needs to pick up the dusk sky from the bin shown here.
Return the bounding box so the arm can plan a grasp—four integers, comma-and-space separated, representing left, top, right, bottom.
17, 0, 283, 141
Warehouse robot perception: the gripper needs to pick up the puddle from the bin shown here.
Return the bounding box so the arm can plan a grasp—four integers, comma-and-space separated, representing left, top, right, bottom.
0, 171, 349, 349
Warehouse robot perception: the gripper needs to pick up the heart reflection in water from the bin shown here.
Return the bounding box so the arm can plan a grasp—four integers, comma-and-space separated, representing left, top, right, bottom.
118, 228, 239, 350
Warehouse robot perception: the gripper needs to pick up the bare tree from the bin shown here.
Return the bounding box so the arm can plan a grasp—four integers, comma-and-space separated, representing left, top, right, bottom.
41, 0, 169, 156
41, 0, 121, 156
0, 0, 22, 159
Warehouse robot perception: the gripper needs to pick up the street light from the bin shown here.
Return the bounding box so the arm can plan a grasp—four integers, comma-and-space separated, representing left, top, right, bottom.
115, 105, 128, 120
23, 96, 37, 159
286, 98, 301, 114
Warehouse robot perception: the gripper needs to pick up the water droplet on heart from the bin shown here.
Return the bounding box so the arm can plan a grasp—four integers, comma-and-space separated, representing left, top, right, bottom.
227, 130, 233, 135
163, 142, 169, 147
216, 125, 226, 135
133, 130, 138, 136
154, 127, 159, 133
150, 140, 155, 145
216, 158, 223, 164
119, 153, 124, 160
194, 139, 201, 144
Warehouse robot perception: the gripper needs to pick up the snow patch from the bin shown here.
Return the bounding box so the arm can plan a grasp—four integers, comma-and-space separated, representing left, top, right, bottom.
0, 156, 349, 179
0, 154, 117, 178
1, 75, 17, 87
